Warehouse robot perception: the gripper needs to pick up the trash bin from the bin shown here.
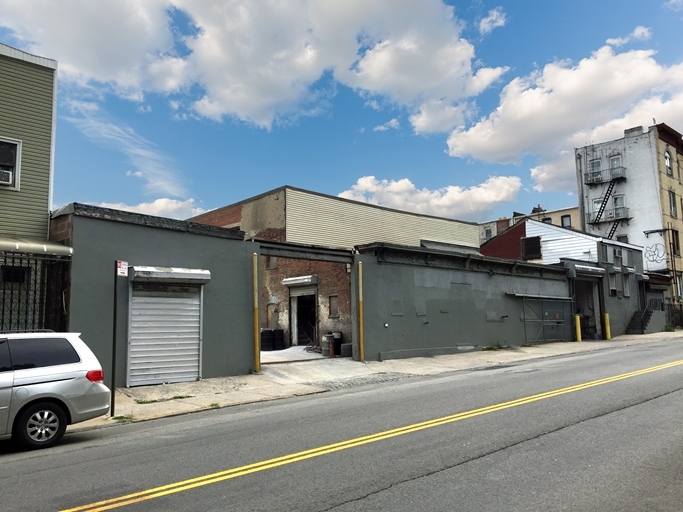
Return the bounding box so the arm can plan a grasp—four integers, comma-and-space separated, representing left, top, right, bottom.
332, 331, 343, 356
321, 334, 334, 357
273, 329, 285, 350
260, 329, 273, 351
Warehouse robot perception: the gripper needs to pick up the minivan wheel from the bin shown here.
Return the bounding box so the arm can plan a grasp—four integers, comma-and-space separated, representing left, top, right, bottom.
14, 403, 67, 449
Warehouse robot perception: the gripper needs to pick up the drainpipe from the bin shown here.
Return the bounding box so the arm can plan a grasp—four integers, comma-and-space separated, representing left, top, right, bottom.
358, 261, 365, 362
253, 252, 260, 373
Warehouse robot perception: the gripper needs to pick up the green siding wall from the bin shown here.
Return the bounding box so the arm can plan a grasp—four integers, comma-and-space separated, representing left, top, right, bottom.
0, 54, 54, 238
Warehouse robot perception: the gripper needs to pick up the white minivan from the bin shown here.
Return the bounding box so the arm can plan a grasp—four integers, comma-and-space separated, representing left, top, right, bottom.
0, 332, 110, 449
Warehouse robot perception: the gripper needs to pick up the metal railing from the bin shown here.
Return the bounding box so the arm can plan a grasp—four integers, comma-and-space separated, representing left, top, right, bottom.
583, 166, 626, 185
586, 207, 629, 224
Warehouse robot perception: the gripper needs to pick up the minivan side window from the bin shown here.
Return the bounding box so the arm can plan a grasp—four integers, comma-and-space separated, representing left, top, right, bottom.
0, 340, 11, 372
8, 338, 80, 370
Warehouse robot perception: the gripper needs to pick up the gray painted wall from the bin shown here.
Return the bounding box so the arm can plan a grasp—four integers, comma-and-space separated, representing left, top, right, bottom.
357, 253, 571, 361
68, 216, 255, 388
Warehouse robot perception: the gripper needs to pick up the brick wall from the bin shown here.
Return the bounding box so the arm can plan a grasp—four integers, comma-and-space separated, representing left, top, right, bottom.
261, 256, 352, 346
191, 203, 242, 227
49, 215, 72, 246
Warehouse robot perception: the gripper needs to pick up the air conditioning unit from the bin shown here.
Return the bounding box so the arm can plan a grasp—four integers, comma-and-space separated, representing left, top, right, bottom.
0, 169, 12, 185
606, 210, 615, 220
614, 248, 622, 258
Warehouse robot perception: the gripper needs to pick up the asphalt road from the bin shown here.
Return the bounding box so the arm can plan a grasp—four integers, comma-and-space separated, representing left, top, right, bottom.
2, 340, 683, 511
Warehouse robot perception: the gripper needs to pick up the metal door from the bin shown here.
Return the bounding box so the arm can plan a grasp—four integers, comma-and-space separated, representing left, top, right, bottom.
522, 298, 574, 344
127, 285, 202, 386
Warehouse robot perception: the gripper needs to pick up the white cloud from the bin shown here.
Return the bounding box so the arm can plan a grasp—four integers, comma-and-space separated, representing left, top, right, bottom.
126, 170, 144, 178
64, 101, 187, 197
606, 26, 652, 46
339, 175, 521, 221
0, 0, 506, 131
373, 118, 400, 131
478, 7, 506, 36
664, 0, 683, 11
410, 100, 470, 134
137, 104, 152, 113
447, 44, 683, 192
95, 198, 206, 219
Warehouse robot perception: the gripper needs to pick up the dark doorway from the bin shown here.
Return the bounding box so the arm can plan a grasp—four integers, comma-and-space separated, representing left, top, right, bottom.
295, 294, 317, 346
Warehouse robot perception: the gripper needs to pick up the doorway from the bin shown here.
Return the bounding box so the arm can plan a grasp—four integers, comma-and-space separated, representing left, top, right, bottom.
290, 293, 317, 346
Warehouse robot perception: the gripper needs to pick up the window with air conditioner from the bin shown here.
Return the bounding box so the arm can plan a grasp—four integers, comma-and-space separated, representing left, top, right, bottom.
665, 151, 672, 176
0, 138, 21, 189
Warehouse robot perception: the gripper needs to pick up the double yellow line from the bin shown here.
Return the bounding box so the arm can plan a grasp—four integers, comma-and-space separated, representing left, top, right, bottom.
63, 358, 683, 512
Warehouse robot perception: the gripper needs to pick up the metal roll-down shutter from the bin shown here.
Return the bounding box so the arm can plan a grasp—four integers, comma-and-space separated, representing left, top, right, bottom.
127, 267, 210, 387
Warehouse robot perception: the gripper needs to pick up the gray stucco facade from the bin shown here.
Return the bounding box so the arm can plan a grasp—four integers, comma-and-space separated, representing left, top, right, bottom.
51, 204, 255, 388
355, 244, 571, 361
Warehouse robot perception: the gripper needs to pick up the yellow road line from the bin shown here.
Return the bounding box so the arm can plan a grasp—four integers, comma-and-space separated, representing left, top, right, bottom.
62, 358, 683, 512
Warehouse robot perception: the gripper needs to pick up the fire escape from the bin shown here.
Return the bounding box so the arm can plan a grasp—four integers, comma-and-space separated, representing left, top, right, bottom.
585, 160, 629, 239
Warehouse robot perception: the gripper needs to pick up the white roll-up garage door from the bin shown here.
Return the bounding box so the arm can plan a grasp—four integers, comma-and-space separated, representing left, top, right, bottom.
128, 286, 202, 386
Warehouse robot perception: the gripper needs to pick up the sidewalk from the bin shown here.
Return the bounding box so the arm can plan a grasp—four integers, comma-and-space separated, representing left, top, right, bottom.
69, 331, 683, 432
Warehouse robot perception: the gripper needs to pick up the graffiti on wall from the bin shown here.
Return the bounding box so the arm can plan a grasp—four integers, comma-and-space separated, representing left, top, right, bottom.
644, 243, 667, 263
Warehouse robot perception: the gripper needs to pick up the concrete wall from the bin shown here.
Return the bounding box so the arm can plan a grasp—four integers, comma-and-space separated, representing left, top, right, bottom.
357, 250, 570, 361
63, 214, 254, 388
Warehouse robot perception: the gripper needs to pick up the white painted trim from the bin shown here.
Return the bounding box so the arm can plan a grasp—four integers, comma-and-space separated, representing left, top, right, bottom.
0, 136, 22, 191
0, 43, 57, 69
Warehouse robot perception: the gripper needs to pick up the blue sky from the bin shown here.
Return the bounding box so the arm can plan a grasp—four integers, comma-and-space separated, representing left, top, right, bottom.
1, 0, 683, 222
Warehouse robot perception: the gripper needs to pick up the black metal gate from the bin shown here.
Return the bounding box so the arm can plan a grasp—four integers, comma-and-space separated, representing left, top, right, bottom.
522, 297, 575, 344
1, 252, 70, 331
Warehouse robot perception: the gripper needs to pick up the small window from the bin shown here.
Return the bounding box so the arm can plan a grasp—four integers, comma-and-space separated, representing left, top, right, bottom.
542, 217, 552, 224
623, 274, 631, 297
8, 337, 80, 370
677, 273, 683, 299
576, 155, 582, 172
521, 236, 542, 260
670, 190, 677, 218
610, 155, 621, 168
665, 151, 672, 176
266, 256, 278, 270
0, 138, 21, 189
329, 295, 339, 318
609, 273, 617, 296
561, 215, 571, 228
1, 266, 29, 284
484, 227, 492, 241
673, 230, 681, 256
623, 249, 633, 267
616, 235, 629, 243
589, 159, 602, 182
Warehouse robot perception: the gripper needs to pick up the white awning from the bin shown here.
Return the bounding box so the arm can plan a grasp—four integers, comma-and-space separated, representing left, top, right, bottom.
282, 275, 318, 287
130, 266, 211, 284
0, 236, 73, 256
